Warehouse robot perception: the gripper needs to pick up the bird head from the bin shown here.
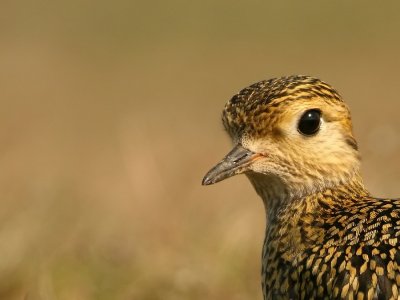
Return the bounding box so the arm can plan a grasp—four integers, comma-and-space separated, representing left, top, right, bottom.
202, 75, 361, 200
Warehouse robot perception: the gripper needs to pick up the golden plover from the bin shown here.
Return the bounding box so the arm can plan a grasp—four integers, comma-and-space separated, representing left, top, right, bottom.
202, 75, 400, 299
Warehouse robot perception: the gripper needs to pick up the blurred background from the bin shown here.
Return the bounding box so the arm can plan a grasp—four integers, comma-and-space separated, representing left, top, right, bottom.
1, 1, 400, 299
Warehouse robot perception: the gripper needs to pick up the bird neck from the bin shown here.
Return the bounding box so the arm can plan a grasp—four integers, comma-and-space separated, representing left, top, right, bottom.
248, 172, 369, 263
247, 172, 369, 222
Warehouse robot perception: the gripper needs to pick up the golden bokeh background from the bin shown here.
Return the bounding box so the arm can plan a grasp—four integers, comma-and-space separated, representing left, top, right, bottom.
1, 1, 400, 299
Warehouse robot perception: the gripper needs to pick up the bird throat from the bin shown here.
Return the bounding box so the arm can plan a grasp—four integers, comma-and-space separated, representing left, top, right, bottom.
247, 171, 368, 222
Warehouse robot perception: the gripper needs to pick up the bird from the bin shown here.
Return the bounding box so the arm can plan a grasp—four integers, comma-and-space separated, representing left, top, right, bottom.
202, 75, 400, 300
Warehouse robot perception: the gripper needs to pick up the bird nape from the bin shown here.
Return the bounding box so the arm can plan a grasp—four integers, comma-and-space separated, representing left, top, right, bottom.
202, 75, 400, 300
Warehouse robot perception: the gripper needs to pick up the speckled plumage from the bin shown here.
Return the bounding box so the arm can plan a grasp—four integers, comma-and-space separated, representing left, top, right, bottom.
261, 182, 400, 300
203, 75, 400, 299
222, 76, 343, 139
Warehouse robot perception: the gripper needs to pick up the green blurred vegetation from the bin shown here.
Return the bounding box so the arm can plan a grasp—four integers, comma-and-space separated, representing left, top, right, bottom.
0, 0, 400, 299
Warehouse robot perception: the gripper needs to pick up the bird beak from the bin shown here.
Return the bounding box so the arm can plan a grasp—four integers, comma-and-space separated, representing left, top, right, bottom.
202, 144, 260, 185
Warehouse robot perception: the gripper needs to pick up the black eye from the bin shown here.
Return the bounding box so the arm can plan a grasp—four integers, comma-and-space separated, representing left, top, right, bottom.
298, 109, 321, 136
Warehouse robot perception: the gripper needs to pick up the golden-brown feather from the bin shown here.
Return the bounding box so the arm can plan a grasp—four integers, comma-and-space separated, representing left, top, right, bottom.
203, 75, 400, 300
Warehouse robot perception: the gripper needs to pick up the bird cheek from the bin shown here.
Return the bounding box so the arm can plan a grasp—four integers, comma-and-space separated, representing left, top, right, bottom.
248, 158, 272, 174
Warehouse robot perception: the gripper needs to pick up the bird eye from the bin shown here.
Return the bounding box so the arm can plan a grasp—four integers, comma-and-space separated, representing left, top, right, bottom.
298, 109, 321, 136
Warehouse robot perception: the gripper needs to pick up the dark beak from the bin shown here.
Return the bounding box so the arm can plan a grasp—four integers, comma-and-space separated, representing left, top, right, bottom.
202, 144, 260, 185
